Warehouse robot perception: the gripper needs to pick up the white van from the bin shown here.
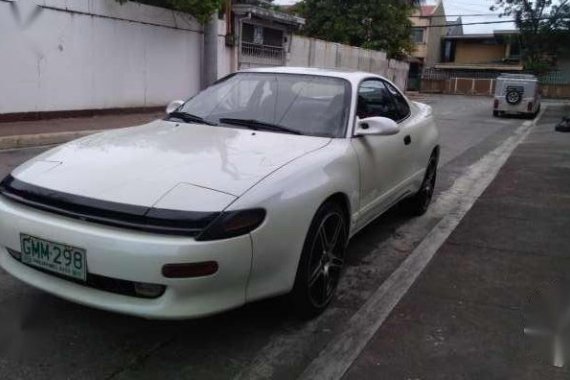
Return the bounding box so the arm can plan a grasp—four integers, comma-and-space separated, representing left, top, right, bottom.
493, 73, 541, 118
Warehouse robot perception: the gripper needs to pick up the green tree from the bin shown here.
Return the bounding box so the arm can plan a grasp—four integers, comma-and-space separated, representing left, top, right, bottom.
491, 0, 570, 72
294, 0, 415, 59
116, 0, 225, 24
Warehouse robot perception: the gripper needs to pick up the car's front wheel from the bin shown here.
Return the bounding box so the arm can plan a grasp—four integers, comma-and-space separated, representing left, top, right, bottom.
291, 201, 348, 318
404, 155, 438, 216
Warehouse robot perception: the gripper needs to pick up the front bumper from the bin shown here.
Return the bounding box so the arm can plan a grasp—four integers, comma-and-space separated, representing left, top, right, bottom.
0, 196, 252, 319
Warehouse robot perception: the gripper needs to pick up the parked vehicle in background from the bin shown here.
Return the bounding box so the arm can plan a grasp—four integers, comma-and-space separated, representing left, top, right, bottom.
0, 67, 439, 319
493, 73, 541, 118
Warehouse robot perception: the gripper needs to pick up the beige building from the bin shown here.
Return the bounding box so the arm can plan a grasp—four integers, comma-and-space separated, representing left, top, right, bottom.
410, 2, 446, 67
437, 30, 523, 71
408, 2, 446, 89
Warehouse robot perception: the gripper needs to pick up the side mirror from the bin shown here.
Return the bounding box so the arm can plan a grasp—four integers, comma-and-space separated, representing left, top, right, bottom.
354, 117, 399, 136
166, 100, 184, 114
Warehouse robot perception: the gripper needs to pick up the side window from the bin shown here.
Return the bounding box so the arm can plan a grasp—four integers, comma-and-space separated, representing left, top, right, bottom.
357, 80, 400, 121
384, 82, 411, 121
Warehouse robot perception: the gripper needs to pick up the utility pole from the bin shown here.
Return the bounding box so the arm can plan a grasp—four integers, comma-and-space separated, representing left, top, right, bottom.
203, 12, 218, 89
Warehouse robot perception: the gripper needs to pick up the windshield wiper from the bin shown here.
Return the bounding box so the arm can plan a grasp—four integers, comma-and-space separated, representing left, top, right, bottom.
166, 111, 218, 126
219, 118, 301, 135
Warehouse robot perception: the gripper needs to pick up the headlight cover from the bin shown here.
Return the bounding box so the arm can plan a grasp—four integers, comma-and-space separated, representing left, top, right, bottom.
196, 209, 266, 241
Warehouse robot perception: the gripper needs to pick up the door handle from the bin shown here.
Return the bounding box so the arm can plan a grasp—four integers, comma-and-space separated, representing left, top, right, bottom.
404, 135, 412, 145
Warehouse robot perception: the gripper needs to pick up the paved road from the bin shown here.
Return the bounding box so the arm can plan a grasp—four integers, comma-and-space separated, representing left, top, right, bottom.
345, 104, 570, 380
0, 96, 537, 379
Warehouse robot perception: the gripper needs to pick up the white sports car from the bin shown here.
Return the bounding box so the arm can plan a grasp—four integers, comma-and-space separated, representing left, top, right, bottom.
0, 67, 439, 319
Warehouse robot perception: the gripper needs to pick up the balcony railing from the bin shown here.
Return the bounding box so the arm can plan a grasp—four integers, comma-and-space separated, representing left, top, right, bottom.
240, 42, 285, 66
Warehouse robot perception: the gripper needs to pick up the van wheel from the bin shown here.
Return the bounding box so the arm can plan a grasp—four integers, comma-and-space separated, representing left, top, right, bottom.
290, 201, 348, 318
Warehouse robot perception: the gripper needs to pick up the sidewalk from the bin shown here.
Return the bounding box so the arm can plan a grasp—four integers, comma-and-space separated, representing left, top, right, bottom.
0, 111, 162, 150
345, 105, 570, 379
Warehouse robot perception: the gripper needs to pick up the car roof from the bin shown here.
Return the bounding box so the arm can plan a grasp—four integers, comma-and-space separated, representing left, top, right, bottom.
238, 66, 383, 82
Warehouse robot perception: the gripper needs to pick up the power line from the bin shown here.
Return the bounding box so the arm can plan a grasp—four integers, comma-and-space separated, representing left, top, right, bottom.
425, 19, 516, 27
425, 15, 570, 28
411, 13, 503, 18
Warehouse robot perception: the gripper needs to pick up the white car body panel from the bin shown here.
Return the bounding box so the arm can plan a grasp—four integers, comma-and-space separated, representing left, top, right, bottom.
14, 120, 331, 202
0, 197, 252, 318
231, 138, 361, 301
0, 67, 439, 318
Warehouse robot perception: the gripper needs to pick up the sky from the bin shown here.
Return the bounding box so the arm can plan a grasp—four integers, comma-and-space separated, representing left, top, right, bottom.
272, 0, 517, 34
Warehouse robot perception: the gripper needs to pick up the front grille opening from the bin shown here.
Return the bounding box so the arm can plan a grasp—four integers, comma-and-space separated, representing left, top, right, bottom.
6, 249, 166, 299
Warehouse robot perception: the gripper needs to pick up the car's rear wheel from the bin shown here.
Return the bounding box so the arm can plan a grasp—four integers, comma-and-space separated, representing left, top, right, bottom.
403, 155, 438, 216
291, 201, 348, 318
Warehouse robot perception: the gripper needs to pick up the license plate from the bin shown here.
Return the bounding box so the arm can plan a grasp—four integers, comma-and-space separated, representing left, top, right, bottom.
20, 234, 87, 281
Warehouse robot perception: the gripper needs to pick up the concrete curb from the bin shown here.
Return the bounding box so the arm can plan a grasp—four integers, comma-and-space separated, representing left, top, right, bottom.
0, 130, 101, 150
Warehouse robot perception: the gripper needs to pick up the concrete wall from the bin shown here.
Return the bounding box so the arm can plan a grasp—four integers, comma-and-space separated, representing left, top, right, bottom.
424, 2, 445, 68
218, 20, 236, 79
0, 0, 204, 115
413, 43, 428, 59
410, 2, 445, 68
288, 36, 409, 91
0, 0, 406, 114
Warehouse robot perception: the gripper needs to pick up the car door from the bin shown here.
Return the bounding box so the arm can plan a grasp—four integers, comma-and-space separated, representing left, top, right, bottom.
382, 80, 425, 183
351, 79, 415, 229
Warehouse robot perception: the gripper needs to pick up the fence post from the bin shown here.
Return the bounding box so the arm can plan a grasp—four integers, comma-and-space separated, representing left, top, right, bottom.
308, 38, 316, 67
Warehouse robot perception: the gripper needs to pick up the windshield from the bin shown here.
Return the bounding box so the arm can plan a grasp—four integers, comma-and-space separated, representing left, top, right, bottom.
177, 73, 351, 138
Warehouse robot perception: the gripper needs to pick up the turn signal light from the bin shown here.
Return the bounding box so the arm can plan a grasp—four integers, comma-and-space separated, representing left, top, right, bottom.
527, 102, 533, 111
162, 261, 219, 278
196, 209, 266, 241
493, 99, 499, 109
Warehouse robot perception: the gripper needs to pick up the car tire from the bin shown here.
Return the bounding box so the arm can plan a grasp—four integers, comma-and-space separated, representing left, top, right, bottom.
290, 201, 348, 318
403, 155, 438, 216
526, 105, 540, 119
506, 90, 522, 105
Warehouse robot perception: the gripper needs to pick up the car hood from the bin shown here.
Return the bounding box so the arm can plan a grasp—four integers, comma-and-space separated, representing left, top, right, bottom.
11, 120, 331, 209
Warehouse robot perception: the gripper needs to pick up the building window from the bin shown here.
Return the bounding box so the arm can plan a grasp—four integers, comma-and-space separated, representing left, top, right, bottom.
411, 28, 425, 43
242, 23, 284, 47
509, 40, 521, 59
253, 25, 264, 45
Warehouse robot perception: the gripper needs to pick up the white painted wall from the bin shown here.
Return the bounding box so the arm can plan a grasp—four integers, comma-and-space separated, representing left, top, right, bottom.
0, 1, 407, 114
0, 0, 204, 114
217, 19, 236, 80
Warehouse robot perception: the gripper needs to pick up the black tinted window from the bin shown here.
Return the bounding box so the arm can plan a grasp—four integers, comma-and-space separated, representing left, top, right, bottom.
385, 82, 410, 120
357, 80, 400, 121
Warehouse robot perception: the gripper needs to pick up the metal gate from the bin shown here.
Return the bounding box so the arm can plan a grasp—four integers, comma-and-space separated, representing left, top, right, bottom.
238, 22, 286, 70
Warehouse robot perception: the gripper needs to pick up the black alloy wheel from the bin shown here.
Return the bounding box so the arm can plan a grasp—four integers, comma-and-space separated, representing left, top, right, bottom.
403, 156, 438, 216
291, 201, 348, 318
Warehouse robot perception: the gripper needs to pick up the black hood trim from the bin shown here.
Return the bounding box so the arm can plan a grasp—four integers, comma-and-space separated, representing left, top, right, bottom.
0, 175, 219, 236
